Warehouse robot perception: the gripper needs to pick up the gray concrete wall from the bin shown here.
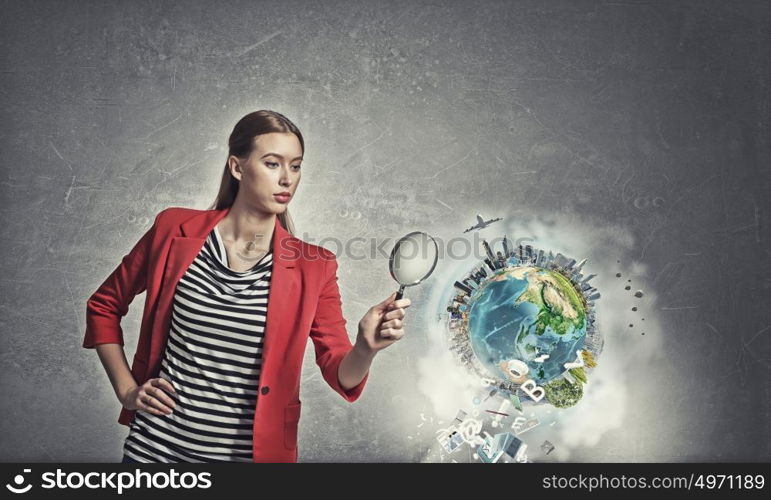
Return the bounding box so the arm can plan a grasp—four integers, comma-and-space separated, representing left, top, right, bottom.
1, 0, 769, 462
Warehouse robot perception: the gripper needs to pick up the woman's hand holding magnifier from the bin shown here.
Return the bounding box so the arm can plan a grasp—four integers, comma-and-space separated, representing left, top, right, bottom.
356, 292, 412, 353
354, 230, 437, 354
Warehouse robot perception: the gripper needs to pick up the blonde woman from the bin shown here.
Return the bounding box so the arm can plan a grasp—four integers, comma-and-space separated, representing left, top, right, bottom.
84, 110, 411, 463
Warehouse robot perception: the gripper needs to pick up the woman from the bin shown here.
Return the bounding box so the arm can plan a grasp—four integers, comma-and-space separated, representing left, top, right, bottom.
83, 110, 411, 463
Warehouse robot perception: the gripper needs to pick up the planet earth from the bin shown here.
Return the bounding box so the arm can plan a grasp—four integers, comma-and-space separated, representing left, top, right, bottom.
467, 266, 587, 386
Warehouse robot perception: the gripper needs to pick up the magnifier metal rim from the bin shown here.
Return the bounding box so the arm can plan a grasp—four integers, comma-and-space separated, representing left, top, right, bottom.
388, 230, 439, 286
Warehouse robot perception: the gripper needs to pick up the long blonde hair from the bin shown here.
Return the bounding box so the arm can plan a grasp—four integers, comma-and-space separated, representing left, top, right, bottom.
208, 110, 302, 235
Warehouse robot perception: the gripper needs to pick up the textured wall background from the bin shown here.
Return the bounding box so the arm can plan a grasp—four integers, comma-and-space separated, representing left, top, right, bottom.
1, 0, 769, 462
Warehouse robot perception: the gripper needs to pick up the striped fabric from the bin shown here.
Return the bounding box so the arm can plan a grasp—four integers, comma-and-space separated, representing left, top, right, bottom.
122, 225, 273, 463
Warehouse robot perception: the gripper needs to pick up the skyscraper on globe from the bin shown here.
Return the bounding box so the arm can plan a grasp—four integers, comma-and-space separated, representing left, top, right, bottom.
444, 237, 603, 409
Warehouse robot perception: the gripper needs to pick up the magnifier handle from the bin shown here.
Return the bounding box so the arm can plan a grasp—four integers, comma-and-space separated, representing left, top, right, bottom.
395, 284, 405, 301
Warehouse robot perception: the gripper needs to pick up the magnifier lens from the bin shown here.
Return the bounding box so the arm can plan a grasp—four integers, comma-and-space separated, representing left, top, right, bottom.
391, 232, 437, 285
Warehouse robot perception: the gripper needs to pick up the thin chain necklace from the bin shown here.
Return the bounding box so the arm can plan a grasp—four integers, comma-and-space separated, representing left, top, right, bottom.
216, 225, 270, 267
235, 233, 269, 264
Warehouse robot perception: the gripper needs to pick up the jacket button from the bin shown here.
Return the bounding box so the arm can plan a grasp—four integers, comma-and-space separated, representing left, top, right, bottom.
261, 386, 270, 395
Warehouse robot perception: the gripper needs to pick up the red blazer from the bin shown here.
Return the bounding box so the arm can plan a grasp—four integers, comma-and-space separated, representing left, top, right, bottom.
82, 206, 368, 463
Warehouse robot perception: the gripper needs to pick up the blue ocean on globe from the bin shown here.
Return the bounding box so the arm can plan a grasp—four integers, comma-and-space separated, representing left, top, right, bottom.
467, 266, 587, 386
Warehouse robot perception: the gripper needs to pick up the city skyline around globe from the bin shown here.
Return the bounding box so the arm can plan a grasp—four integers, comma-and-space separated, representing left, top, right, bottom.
444, 239, 603, 409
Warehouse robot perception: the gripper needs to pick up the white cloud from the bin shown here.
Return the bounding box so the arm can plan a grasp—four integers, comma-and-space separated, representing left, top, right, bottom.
415, 212, 666, 462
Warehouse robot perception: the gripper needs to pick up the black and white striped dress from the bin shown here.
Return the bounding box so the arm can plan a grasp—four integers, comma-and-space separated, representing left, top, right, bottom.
122, 225, 273, 463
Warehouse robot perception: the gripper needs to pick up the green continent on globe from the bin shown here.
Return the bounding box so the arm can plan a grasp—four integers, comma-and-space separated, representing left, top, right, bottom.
513, 268, 586, 337
543, 378, 583, 408
467, 266, 588, 386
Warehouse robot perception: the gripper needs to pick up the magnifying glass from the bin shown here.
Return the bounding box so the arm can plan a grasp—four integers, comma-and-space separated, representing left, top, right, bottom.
389, 231, 439, 300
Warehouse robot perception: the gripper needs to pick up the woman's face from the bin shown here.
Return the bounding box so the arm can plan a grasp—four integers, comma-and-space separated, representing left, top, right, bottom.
229, 132, 302, 215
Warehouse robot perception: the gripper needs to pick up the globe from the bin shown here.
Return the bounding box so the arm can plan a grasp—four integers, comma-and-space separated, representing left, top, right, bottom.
467, 266, 587, 386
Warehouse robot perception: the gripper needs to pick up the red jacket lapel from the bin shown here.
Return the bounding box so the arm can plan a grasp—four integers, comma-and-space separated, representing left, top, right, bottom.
146, 207, 299, 381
